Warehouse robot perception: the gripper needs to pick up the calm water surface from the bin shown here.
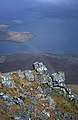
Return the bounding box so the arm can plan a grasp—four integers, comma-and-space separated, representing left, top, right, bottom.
0, 0, 78, 55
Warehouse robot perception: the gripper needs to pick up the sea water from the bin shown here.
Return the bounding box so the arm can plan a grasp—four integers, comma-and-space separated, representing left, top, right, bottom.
0, 0, 78, 55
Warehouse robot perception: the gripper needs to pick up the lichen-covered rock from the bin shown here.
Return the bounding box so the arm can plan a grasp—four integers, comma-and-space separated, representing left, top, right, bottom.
0, 92, 4, 96
42, 109, 50, 118
1, 75, 15, 88
37, 86, 43, 93
25, 70, 34, 81
3, 94, 14, 105
0, 62, 78, 120
33, 62, 48, 74
42, 87, 52, 96
52, 72, 65, 83
47, 96, 56, 110
17, 70, 25, 79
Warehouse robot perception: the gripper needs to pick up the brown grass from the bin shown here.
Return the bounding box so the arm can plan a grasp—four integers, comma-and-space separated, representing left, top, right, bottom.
0, 99, 20, 120
67, 84, 78, 94
52, 90, 78, 114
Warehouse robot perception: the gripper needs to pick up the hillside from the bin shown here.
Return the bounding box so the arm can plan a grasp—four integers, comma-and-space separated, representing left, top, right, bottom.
0, 62, 78, 120
0, 52, 78, 84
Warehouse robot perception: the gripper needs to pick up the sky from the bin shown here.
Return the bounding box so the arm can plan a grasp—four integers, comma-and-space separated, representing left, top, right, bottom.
0, 0, 78, 18
27, 0, 78, 4
32, 0, 78, 3
22, 0, 78, 9
0, 0, 78, 8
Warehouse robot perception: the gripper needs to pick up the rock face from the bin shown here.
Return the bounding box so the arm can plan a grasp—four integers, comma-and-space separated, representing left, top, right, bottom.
17, 70, 25, 79
33, 62, 78, 106
1, 75, 15, 88
3, 94, 14, 106
52, 72, 65, 83
25, 70, 34, 81
33, 62, 48, 74
0, 62, 78, 120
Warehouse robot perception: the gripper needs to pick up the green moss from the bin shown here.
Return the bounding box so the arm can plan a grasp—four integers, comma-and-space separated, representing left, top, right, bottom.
31, 81, 39, 87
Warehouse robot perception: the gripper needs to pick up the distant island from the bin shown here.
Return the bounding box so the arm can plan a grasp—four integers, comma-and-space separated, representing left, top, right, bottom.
5, 31, 34, 42
0, 23, 34, 42
13, 20, 24, 24
0, 24, 8, 30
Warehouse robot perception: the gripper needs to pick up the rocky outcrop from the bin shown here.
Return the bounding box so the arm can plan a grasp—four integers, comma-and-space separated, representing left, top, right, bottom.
33, 62, 78, 106
25, 70, 34, 81
33, 62, 48, 74
1, 75, 15, 88
0, 62, 78, 120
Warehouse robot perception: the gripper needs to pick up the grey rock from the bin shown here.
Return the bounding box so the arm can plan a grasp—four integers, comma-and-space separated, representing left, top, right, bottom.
13, 116, 22, 120
37, 86, 43, 93
17, 70, 25, 79
42, 109, 50, 118
75, 115, 78, 120
19, 94, 25, 101
25, 70, 34, 82
36, 94, 43, 99
41, 75, 52, 86
52, 72, 65, 83
33, 62, 48, 74
14, 97, 24, 105
1, 75, 15, 88
42, 88, 52, 96
0, 92, 4, 96
47, 96, 56, 110
3, 94, 14, 105
30, 88, 34, 91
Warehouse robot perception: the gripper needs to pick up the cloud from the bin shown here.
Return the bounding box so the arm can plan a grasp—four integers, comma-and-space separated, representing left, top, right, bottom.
36, 0, 65, 3
32, 0, 78, 5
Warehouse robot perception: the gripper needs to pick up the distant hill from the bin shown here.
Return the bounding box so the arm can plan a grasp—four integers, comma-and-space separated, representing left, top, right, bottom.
0, 52, 78, 84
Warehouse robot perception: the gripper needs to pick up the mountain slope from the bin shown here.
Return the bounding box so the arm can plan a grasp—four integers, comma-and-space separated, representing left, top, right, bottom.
0, 52, 78, 84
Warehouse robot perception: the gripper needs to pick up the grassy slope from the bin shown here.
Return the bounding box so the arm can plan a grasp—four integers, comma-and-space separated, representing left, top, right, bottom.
0, 73, 78, 120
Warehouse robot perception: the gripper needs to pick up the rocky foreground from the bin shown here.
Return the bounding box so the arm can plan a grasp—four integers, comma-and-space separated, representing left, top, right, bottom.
0, 62, 78, 120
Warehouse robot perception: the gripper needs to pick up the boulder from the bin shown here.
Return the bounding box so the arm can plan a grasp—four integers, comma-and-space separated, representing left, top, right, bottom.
47, 96, 56, 110
37, 86, 43, 93
52, 72, 65, 83
0, 92, 4, 96
42, 109, 50, 118
3, 94, 14, 105
33, 62, 48, 74
25, 70, 34, 82
1, 75, 15, 88
17, 70, 25, 79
